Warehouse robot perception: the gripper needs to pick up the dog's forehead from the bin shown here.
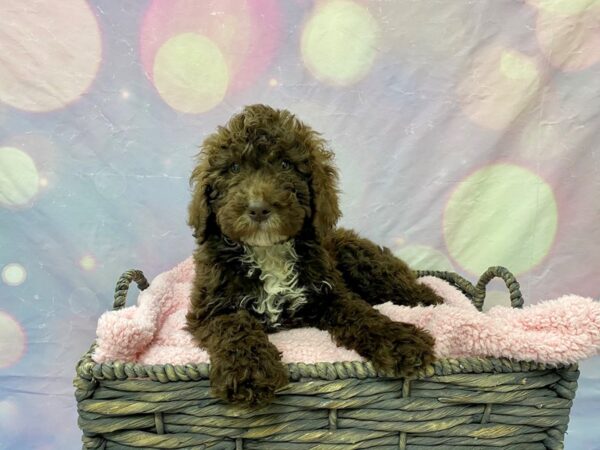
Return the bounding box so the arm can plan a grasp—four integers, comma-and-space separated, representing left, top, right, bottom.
214, 137, 307, 163
214, 144, 280, 162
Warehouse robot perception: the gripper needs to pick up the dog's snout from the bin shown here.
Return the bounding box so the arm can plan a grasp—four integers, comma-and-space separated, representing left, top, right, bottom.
248, 201, 272, 223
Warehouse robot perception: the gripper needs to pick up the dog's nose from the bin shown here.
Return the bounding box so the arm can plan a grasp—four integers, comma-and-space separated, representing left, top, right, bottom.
248, 201, 272, 223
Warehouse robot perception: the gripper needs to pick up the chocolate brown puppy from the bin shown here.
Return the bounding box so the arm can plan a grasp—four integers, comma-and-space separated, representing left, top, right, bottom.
186, 104, 443, 406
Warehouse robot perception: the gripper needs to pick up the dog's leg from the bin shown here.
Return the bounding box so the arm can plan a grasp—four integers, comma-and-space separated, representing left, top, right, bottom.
190, 310, 288, 406
318, 293, 436, 376
330, 228, 444, 307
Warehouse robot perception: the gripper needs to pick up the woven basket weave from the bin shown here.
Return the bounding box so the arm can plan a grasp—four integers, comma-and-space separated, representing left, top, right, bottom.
74, 267, 579, 450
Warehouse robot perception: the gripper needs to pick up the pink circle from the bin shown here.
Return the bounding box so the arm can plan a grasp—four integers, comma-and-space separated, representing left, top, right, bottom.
0, 0, 102, 112
0, 311, 27, 369
140, 0, 282, 94
536, 6, 600, 72
456, 46, 543, 130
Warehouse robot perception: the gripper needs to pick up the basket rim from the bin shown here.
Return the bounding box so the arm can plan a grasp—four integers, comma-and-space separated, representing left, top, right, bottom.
76, 344, 576, 384
76, 265, 576, 385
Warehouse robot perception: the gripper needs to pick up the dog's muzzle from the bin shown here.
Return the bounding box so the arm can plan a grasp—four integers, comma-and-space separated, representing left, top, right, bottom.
247, 200, 272, 223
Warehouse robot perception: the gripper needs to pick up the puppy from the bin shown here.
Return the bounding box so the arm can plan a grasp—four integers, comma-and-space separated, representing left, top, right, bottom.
186, 104, 443, 406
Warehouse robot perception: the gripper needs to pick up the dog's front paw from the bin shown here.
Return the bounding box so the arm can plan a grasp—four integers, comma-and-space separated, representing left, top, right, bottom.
210, 357, 289, 407
417, 284, 445, 306
370, 323, 436, 376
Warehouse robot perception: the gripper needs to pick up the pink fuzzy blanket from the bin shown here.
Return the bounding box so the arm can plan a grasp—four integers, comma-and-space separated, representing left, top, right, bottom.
93, 257, 600, 366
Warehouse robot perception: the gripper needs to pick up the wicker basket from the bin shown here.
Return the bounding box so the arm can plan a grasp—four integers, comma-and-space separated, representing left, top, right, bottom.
74, 267, 579, 450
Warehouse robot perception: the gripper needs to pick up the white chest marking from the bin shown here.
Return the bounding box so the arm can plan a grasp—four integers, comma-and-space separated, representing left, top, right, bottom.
240, 241, 307, 326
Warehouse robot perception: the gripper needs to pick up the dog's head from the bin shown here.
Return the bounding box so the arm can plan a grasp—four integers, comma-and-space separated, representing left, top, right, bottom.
189, 104, 341, 246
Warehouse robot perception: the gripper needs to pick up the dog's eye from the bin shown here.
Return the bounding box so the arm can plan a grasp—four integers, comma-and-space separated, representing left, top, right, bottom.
280, 160, 291, 170
229, 162, 240, 174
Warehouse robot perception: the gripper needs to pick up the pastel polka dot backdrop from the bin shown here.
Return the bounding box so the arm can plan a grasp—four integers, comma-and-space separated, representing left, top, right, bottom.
0, 1, 598, 448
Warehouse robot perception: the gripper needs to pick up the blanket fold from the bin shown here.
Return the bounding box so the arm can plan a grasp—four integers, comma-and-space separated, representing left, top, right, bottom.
93, 257, 600, 366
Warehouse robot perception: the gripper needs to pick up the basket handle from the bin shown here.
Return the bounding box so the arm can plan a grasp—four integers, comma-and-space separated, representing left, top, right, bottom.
111, 267, 522, 311
113, 270, 149, 310
472, 266, 523, 310
416, 266, 523, 311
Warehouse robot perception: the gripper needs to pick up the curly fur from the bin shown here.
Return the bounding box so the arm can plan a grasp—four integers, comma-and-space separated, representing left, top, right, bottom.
186, 104, 443, 406
239, 241, 308, 327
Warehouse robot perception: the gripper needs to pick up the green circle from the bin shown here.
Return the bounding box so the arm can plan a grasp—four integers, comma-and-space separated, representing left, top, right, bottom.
394, 245, 454, 271
444, 164, 557, 275
534, 0, 599, 15
0, 147, 39, 207
153, 33, 229, 114
301, 0, 378, 86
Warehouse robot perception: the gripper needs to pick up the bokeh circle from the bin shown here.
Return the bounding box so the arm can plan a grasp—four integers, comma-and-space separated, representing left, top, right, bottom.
301, 0, 379, 86
3, 134, 59, 192
0, 399, 24, 437
536, 5, 600, 72
0, 0, 102, 112
79, 255, 97, 271
153, 33, 229, 114
0, 147, 40, 208
444, 164, 558, 275
457, 47, 541, 130
528, 0, 599, 16
0, 311, 27, 368
140, 0, 281, 110
1, 263, 27, 287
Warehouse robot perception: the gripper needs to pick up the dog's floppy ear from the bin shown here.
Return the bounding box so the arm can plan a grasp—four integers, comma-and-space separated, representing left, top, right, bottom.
188, 156, 212, 243
308, 138, 341, 237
